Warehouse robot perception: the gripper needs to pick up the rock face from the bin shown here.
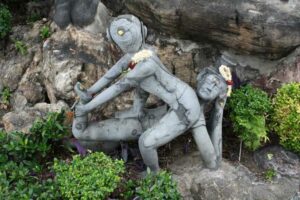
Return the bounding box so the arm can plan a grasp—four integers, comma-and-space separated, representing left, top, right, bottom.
3, 101, 69, 133
170, 151, 299, 200
253, 145, 299, 179
123, 0, 300, 59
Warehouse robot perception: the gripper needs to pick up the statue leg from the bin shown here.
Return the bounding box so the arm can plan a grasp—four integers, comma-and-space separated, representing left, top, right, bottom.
73, 117, 143, 141
138, 110, 188, 172
192, 119, 218, 169
72, 114, 143, 151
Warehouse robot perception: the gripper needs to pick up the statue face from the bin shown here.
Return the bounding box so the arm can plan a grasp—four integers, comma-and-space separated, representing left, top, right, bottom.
107, 16, 143, 53
197, 74, 225, 101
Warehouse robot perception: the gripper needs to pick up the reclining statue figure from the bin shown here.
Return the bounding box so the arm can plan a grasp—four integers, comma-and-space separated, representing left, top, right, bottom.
73, 14, 232, 172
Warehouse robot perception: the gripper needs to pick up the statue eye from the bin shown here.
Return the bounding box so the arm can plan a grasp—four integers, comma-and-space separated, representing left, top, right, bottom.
117, 29, 125, 36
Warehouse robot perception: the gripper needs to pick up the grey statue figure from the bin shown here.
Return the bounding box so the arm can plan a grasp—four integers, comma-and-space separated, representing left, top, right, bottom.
73, 14, 232, 172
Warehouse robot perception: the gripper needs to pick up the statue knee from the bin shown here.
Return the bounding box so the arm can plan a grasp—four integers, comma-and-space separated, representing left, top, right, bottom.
138, 134, 156, 150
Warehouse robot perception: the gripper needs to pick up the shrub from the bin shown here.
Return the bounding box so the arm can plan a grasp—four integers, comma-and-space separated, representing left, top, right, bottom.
0, 160, 60, 200
272, 83, 300, 153
135, 170, 181, 200
14, 40, 27, 55
54, 152, 125, 200
228, 85, 272, 150
0, 4, 12, 39
29, 111, 70, 158
0, 111, 68, 199
40, 25, 51, 39
0, 87, 11, 108
264, 168, 276, 182
27, 12, 41, 23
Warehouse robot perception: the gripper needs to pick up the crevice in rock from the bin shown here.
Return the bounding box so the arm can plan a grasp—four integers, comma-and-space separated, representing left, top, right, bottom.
235, 9, 240, 27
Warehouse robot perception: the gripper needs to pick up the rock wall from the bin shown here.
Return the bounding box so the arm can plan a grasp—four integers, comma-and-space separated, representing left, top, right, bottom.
123, 0, 300, 59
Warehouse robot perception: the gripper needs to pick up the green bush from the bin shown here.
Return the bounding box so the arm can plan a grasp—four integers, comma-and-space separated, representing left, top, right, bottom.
54, 152, 125, 200
272, 83, 300, 153
135, 170, 181, 200
0, 86, 11, 106
264, 168, 276, 182
1, 111, 69, 162
0, 111, 69, 199
0, 4, 12, 39
228, 85, 272, 150
40, 25, 51, 39
0, 160, 60, 200
14, 40, 27, 55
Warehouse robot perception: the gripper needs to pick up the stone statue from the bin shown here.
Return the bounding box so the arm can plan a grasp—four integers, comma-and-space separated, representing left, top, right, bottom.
72, 14, 232, 173
53, 0, 110, 34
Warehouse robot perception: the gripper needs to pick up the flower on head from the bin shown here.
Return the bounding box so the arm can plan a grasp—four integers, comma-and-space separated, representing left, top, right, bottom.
219, 65, 233, 96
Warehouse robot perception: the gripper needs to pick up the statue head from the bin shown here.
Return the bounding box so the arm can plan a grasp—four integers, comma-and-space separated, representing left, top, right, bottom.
196, 67, 228, 101
106, 15, 147, 53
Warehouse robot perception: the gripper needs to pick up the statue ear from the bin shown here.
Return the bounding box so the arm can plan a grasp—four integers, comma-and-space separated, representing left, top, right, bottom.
140, 21, 147, 41
106, 28, 112, 42
143, 25, 147, 38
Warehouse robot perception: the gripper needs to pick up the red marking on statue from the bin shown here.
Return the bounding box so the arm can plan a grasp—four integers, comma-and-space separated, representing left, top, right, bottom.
226, 80, 234, 86
128, 61, 136, 69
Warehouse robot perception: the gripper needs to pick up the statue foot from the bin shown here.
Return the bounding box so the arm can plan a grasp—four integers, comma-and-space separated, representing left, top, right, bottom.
74, 82, 92, 103
205, 160, 219, 170
139, 168, 159, 179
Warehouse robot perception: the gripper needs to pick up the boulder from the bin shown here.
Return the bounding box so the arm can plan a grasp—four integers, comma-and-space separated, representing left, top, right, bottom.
170, 151, 299, 200
123, 0, 300, 59
253, 145, 299, 179
2, 101, 69, 133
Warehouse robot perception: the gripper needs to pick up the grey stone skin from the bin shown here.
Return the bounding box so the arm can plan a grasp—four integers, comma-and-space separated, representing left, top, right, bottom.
73, 15, 228, 172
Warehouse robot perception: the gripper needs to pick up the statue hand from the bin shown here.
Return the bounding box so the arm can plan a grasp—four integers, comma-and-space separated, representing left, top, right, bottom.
74, 82, 93, 103
75, 104, 88, 117
215, 96, 227, 111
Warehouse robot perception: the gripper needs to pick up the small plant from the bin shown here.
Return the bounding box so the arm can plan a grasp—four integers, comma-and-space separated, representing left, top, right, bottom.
0, 111, 70, 199
1, 111, 69, 162
227, 85, 272, 151
27, 12, 41, 23
272, 83, 300, 153
14, 40, 28, 55
54, 152, 125, 200
0, 4, 12, 39
29, 111, 70, 158
0, 87, 11, 109
135, 170, 182, 200
264, 168, 276, 181
40, 25, 51, 39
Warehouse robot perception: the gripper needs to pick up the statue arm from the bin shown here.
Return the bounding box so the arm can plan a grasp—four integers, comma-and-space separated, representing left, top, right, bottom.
209, 98, 227, 163
86, 54, 131, 95
75, 59, 155, 116
75, 78, 134, 116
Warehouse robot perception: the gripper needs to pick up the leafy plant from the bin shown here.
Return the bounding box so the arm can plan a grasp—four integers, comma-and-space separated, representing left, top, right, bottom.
0, 111, 70, 199
264, 168, 276, 181
27, 12, 41, 23
0, 86, 11, 106
120, 179, 137, 200
272, 83, 300, 153
54, 152, 125, 200
0, 4, 12, 39
135, 170, 181, 200
14, 40, 27, 55
39, 25, 51, 39
227, 85, 272, 150
0, 160, 60, 200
